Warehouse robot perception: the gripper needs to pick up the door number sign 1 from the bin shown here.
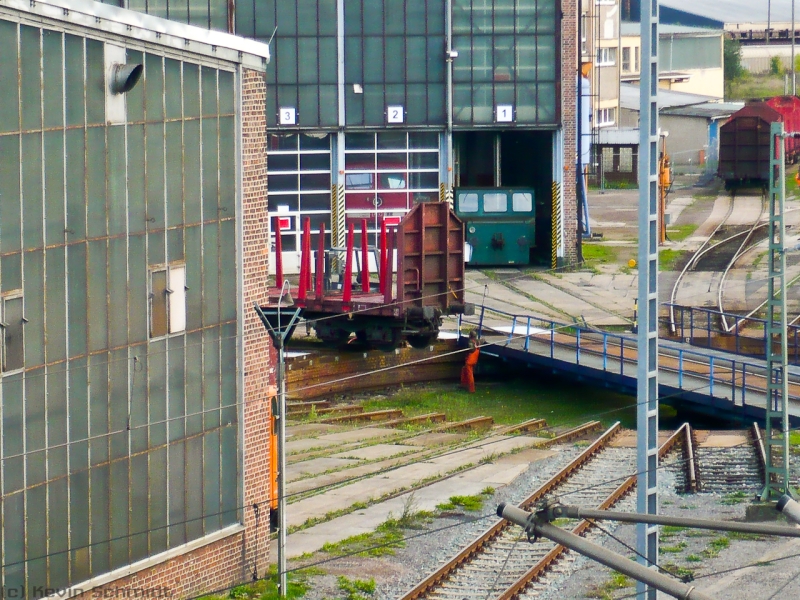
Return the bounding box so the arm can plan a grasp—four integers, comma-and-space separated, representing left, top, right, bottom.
387, 105, 404, 124
496, 104, 513, 123
279, 107, 297, 125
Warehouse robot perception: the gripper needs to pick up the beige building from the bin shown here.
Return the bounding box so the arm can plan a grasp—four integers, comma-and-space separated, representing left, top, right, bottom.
620, 23, 725, 99
582, 0, 622, 129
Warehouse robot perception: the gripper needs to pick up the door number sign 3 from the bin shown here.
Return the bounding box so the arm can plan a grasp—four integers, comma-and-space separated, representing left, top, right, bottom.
279, 107, 297, 125
387, 105, 404, 124
496, 105, 513, 123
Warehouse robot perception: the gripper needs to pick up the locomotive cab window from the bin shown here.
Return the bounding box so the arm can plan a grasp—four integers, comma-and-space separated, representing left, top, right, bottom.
1, 293, 24, 373
150, 265, 186, 338
458, 193, 479, 213
483, 193, 508, 213
512, 193, 533, 212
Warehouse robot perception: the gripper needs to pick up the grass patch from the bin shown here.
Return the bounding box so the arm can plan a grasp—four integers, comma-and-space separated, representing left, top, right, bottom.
660, 541, 687, 553
789, 431, 800, 447
728, 72, 786, 100
659, 248, 688, 271
587, 571, 633, 599
436, 488, 495, 512
686, 554, 703, 563
728, 531, 764, 541
661, 525, 688, 538
337, 576, 375, 600
721, 491, 748, 505
702, 536, 731, 558
201, 566, 320, 600
582, 243, 619, 266
666, 224, 698, 242
361, 380, 638, 428
663, 563, 695, 581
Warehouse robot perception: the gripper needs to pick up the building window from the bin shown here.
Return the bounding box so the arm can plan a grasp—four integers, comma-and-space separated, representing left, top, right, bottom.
596, 108, 616, 127
150, 265, 186, 338
634, 46, 640, 72
596, 47, 617, 66
622, 47, 631, 72
1, 293, 24, 372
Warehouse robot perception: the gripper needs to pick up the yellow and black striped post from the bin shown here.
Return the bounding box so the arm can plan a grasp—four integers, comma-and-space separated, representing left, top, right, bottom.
551, 181, 561, 269
331, 183, 345, 270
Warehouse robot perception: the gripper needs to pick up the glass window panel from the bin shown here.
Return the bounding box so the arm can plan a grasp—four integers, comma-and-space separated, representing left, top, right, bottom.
47, 364, 68, 478
202, 117, 219, 220
25, 367, 46, 491
209, 0, 227, 31
406, 37, 426, 84
109, 347, 128, 461
408, 172, 438, 189
130, 453, 149, 562
0, 21, 20, 133
385, 2, 405, 34
185, 330, 203, 435
146, 123, 165, 229
166, 122, 184, 228
344, 0, 362, 34
297, 37, 319, 85
345, 87, 364, 126
183, 62, 201, 118
203, 328, 220, 430
189, 0, 210, 29
344, 36, 362, 84
513, 192, 533, 212
164, 58, 183, 119
1, 374, 24, 492
1, 252, 22, 291
168, 335, 186, 443
537, 37, 556, 80
148, 340, 167, 448
184, 227, 202, 331
426, 83, 446, 123
268, 173, 298, 192
219, 70, 234, 115
65, 129, 86, 240
128, 236, 147, 347
345, 133, 375, 150
90, 464, 111, 576
203, 429, 221, 532
407, 2, 425, 31
89, 352, 109, 467
363, 37, 384, 83
126, 49, 145, 122
484, 193, 508, 212
384, 38, 404, 83
86, 127, 108, 238
69, 468, 90, 582
219, 116, 235, 215
45, 246, 67, 363
109, 238, 128, 348
68, 356, 89, 467
377, 132, 406, 150
219, 221, 236, 322
168, 442, 187, 546
458, 192, 479, 213
22, 133, 43, 250
409, 151, 439, 169
129, 345, 148, 452
146, 54, 164, 121
495, 82, 514, 104
0, 135, 21, 254
319, 38, 337, 84
202, 222, 220, 326
220, 423, 238, 525
85, 39, 105, 125
276, 38, 297, 87
125, 125, 146, 234
87, 240, 108, 352
537, 82, 556, 123
64, 35, 84, 127
362, 1, 383, 35
49, 477, 70, 588
3, 492, 25, 591
186, 435, 204, 540
201, 67, 217, 116
20, 26, 41, 131
300, 173, 330, 190
108, 126, 127, 236
299, 194, 331, 211
377, 152, 407, 170
44, 131, 66, 246
42, 30, 63, 129
110, 457, 130, 568
27, 484, 48, 587
270, 133, 298, 151
148, 231, 165, 269
67, 243, 88, 356
270, 154, 298, 171
298, 84, 320, 126
151, 269, 168, 338
184, 120, 202, 225
149, 445, 168, 553
220, 323, 237, 422
300, 152, 330, 171
299, 133, 330, 151
24, 249, 45, 366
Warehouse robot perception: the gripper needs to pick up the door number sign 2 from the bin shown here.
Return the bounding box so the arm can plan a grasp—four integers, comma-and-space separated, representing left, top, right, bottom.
279, 107, 297, 125
387, 105, 404, 124
496, 104, 513, 123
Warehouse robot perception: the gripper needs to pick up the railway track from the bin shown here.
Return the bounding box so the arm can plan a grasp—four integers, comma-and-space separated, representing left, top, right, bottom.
400, 423, 691, 600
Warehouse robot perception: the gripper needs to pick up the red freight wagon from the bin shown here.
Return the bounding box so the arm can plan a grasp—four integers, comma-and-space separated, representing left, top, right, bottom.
765, 96, 800, 161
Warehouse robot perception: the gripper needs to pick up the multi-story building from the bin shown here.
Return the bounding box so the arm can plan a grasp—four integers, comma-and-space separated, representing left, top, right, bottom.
0, 1, 273, 598
581, 0, 622, 131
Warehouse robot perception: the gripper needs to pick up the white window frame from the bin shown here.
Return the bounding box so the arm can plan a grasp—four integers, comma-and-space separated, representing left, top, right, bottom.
596, 47, 617, 67
149, 264, 187, 338
596, 107, 616, 127
622, 47, 631, 73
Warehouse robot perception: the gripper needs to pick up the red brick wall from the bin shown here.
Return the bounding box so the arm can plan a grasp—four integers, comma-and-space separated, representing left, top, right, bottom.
73, 67, 274, 600
562, 0, 579, 265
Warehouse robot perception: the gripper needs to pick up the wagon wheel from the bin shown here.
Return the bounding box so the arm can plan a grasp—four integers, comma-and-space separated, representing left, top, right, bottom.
406, 334, 433, 349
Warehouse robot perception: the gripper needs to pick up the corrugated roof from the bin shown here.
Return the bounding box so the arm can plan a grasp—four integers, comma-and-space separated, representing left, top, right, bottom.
620, 83, 719, 111
661, 102, 745, 118
620, 22, 722, 36
660, 0, 793, 26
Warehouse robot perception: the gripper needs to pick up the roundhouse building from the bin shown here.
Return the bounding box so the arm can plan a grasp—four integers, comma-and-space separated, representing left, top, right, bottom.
0, 0, 273, 598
